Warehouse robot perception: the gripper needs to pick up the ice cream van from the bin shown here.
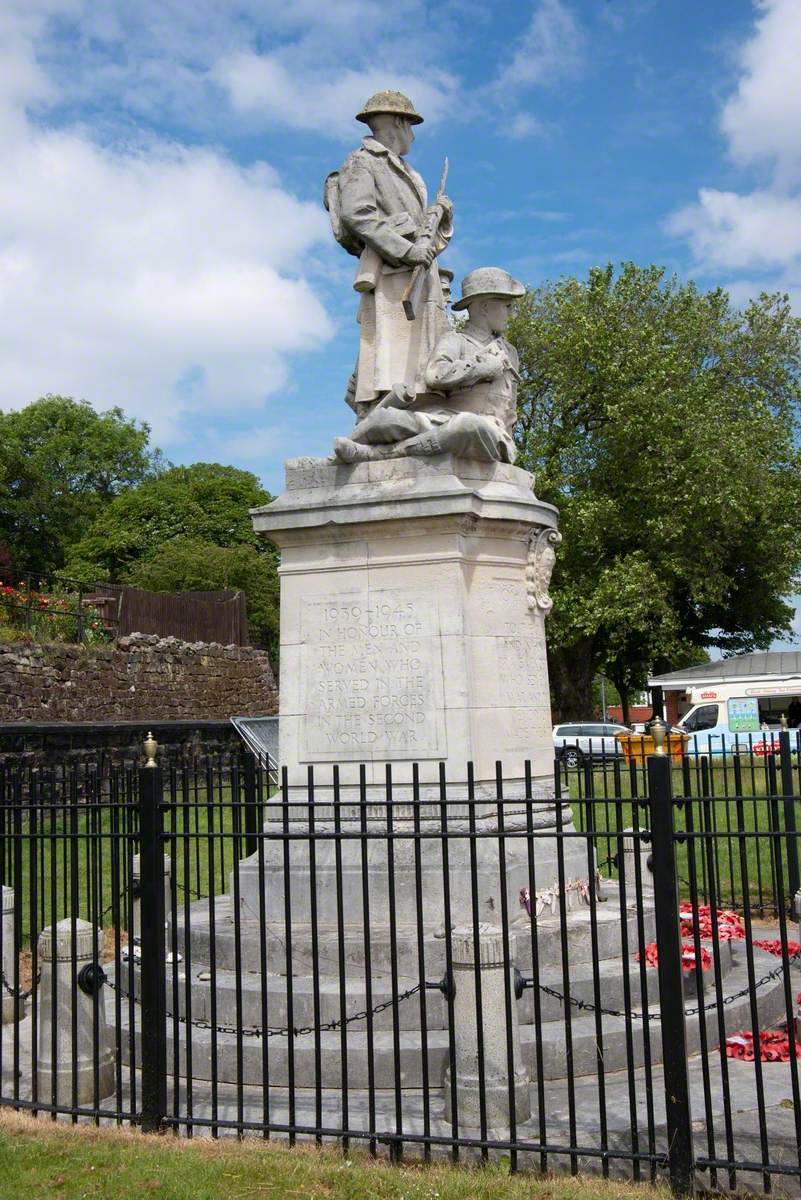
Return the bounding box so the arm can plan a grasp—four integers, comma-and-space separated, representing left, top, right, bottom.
671, 680, 801, 756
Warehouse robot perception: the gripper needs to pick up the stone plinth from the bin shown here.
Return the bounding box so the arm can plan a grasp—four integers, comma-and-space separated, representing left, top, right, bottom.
239, 455, 587, 936
36, 918, 114, 1105
444, 924, 530, 1128
251, 454, 559, 797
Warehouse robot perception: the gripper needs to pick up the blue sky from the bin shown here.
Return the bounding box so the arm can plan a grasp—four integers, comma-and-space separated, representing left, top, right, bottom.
2, 1, 800, 637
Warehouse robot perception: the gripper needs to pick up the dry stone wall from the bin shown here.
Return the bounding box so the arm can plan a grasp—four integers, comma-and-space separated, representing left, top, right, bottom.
0, 633, 277, 723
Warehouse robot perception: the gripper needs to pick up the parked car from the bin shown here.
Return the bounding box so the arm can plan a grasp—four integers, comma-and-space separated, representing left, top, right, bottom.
552, 721, 632, 769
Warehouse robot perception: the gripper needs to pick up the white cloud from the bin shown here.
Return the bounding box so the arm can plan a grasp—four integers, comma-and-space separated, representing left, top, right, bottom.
668, 188, 801, 272
720, 0, 801, 186
0, 3, 333, 446
494, 0, 584, 93
668, 0, 801, 295
214, 54, 457, 138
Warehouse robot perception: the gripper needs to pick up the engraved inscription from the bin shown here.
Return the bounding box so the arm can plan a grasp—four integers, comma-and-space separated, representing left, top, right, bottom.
497, 634, 550, 707
299, 589, 447, 761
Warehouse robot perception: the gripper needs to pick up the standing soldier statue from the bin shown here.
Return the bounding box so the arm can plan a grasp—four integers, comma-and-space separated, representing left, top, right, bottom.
326, 90, 453, 419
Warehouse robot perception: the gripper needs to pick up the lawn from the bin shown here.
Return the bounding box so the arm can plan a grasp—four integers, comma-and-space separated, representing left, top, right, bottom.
4, 776, 272, 949
0, 1110, 668, 1200
565, 759, 801, 915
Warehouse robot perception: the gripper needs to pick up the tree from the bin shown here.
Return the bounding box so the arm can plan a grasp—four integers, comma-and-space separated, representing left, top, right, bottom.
0, 395, 164, 577
509, 263, 801, 721
125, 537, 280, 660
65, 462, 271, 580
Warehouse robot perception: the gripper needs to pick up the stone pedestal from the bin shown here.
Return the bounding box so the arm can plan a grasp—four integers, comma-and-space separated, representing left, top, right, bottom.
238, 456, 588, 937
36, 918, 114, 1105
444, 925, 530, 1128
251, 454, 560, 797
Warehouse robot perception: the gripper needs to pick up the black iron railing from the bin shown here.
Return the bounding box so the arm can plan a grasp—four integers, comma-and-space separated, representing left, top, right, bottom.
0, 747, 799, 1196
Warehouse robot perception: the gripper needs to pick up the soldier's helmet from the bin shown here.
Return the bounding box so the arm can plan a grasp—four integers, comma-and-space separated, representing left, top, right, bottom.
356, 90, 424, 126
452, 267, 525, 311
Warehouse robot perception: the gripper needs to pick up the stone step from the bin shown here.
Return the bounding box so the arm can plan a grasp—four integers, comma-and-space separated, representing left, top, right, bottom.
118, 964, 449, 1033
528, 945, 790, 1079
113, 948, 791, 1088
124, 925, 738, 1040
527, 937, 738, 1023
171, 894, 657, 976
123, 931, 734, 1036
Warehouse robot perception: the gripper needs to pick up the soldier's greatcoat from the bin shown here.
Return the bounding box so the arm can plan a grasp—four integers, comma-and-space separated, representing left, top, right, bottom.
331, 137, 453, 408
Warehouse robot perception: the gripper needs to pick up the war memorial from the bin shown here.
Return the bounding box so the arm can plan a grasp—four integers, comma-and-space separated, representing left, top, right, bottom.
2, 89, 801, 1196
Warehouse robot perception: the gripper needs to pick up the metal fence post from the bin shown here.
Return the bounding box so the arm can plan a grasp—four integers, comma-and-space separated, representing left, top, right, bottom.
138, 741, 167, 1133
778, 731, 800, 901
648, 751, 694, 1197
243, 751, 259, 858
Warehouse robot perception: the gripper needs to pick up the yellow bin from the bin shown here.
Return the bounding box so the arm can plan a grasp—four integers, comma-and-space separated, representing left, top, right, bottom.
616, 731, 688, 764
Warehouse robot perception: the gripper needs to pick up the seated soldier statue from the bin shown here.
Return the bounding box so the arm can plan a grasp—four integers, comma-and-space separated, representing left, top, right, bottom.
333, 267, 525, 464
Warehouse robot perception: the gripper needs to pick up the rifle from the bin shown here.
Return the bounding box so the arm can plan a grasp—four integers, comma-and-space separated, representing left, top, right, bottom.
402, 158, 449, 322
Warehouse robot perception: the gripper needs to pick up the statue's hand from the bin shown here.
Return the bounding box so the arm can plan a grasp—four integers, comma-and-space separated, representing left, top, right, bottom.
436, 194, 454, 219
404, 241, 436, 267
473, 351, 505, 381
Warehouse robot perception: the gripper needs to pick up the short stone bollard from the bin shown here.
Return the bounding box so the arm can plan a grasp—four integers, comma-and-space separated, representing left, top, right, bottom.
619, 828, 654, 908
131, 853, 171, 941
444, 925, 530, 1128
37, 918, 114, 1105
1, 886, 15, 1024
795, 887, 801, 927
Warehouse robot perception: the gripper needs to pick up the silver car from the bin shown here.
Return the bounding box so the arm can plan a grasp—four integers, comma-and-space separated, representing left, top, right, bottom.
553, 721, 631, 769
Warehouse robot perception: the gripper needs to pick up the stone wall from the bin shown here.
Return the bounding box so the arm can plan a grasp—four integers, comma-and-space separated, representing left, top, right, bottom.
0, 633, 277, 723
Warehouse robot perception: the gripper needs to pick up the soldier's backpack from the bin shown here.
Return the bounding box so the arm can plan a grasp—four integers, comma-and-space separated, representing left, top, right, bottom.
323, 172, 362, 257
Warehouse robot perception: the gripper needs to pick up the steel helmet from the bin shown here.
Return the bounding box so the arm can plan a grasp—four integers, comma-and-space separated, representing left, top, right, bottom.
356, 90, 424, 126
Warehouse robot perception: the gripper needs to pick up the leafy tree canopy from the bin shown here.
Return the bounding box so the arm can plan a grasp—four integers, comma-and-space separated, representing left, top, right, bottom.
0, 395, 164, 576
509, 263, 801, 720
65, 462, 271, 581
125, 537, 279, 661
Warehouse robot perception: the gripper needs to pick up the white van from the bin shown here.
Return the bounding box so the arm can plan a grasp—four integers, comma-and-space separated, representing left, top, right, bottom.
675, 681, 801, 755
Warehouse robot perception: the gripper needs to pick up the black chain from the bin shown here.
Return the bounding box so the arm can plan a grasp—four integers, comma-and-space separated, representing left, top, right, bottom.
526, 950, 801, 1022
107, 975, 424, 1039
1, 966, 41, 1002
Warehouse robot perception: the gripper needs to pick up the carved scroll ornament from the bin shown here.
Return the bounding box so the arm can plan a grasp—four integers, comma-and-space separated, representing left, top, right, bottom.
526, 527, 562, 614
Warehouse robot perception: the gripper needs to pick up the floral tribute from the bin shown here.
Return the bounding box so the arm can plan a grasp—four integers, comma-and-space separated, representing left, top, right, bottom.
752, 938, 801, 958
679, 903, 745, 941
636, 941, 712, 973
725, 1030, 801, 1062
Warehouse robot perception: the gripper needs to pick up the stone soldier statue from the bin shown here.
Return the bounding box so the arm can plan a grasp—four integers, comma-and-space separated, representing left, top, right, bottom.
333, 267, 525, 463
326, 90, 453, 417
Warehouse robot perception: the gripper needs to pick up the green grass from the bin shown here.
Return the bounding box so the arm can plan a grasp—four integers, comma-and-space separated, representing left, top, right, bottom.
565, 760, 800, 915
8, 783, 268, 948
0, 1111, 669, 1200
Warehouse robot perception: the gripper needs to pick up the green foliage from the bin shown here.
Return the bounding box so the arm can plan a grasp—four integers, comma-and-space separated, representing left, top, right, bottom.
66, 463, 278, 658
0, 395, 164, 576
65, 462, 271, 579
509, 263, 801, 717
126, 537, 279, 659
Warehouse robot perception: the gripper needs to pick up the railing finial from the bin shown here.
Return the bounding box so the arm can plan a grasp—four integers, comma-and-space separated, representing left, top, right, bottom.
650, 715, 667, 755
143, 731, 158, 768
